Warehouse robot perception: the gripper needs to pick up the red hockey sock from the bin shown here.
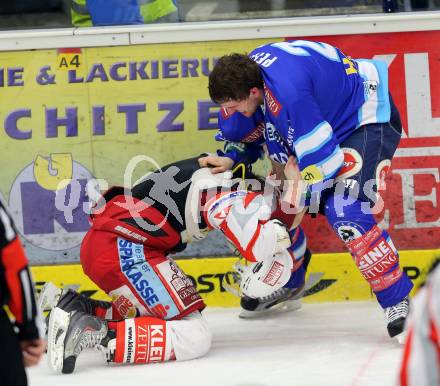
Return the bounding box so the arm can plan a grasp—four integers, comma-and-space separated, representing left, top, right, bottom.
93, 301, 131, 320
111, 317, 175, 364
94, 306, 111, 319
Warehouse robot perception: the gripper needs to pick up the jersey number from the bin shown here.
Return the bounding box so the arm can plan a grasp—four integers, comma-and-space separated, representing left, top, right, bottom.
272, 40, 358, 75
271, 40, 340, 61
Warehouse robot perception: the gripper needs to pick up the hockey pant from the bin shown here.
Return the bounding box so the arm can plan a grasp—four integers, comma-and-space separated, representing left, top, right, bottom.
323, 116, 413, 308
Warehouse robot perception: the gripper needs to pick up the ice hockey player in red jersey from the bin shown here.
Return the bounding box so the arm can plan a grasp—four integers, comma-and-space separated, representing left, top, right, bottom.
43, 156, 309, 374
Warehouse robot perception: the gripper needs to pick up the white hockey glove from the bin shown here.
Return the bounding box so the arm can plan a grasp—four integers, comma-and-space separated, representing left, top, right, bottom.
251, 219, 292, 261
240, 249, 293, 299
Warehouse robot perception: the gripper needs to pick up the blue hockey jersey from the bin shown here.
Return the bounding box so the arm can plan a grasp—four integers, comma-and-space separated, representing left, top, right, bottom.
252, 40, 390, 185
220, 40, 390, 187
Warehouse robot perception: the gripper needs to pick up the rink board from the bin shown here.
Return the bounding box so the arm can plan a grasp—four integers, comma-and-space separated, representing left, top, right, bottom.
31, 249, 439, 307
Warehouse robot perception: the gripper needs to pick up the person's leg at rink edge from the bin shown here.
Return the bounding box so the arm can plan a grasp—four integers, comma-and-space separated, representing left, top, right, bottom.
46, 201, 211, 374
321, 96, 413, 339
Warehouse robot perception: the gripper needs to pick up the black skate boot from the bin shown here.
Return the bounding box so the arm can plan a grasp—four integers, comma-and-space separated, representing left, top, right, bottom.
47, 307, 111, 374
38, 282, 111, 338
385, 296, 410, 341
240, 286, 304, 317
57, 288, 112, 315
239, 249, 317, 318
38, 281, 111, 315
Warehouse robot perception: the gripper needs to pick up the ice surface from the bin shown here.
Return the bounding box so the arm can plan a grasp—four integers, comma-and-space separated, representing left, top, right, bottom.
29, 301, 402, 386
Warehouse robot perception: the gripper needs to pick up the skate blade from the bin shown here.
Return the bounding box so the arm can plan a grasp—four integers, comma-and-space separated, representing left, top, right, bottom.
395, 330, 407, 345
37, 282, 62, 313
47, 307, 70, 373
239, 299, 302, 319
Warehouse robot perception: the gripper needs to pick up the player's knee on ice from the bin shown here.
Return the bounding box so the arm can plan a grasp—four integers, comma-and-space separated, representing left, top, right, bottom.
168, 311, 212, 361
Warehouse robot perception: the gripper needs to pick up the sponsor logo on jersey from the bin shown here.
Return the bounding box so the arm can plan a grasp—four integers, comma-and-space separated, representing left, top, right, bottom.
224, 141, 246, 154
207, 190, 248, 219
357, 239, 398, 274
242, 121, 265, 143
286, 125, 295, 147
263, 85, 282, 117
126, 326, 134, 363
300, 165, 324, 184
123, 319, 136, 363
363, 80, 378, 97
345, 224, 381, 255
265, 122, 283, 143
117, 238, 180, 319
114, 225, 147, 242
346, 225, 401, 291
337, 227, 362, 243
263, 261, 284, 286
113, 294, 136, 318
157, 260, 202, 308
376, 159, 391, 190
334, 220, 365, 243
336, 148, 363, 180
151, 304, 169, 319
135, 323, 166, 363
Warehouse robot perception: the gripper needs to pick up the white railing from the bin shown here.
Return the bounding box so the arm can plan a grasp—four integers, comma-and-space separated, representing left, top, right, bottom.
0, 10, 439, 51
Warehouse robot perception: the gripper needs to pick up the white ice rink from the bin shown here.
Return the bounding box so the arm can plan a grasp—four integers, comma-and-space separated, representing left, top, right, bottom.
29, 301, 403, 386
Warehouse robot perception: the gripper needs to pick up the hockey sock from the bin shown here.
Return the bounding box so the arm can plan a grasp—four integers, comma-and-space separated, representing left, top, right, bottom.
325, 195, 413, 307
108, 317, 174, 364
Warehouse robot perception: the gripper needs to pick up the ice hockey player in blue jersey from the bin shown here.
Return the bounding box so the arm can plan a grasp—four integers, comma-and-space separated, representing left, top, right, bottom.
201, 40, 413, 340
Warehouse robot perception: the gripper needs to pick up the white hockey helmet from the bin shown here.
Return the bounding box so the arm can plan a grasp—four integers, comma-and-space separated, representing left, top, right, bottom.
240, 249, 293, 299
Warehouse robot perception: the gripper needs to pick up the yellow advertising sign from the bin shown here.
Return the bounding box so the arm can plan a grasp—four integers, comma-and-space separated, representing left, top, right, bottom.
0, 39, 272, 261
31, 249, 440, 308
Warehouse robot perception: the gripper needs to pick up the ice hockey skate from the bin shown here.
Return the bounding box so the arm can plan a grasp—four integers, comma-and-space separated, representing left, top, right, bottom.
385, 296, 410, 343
239, 271, 323, 319
37, 281, 63, 313
47, 307, 110, 374
38, 282, 111, 316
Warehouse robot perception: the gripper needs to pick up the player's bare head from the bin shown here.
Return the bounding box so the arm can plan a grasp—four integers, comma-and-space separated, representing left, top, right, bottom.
208, 53, 263, 104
